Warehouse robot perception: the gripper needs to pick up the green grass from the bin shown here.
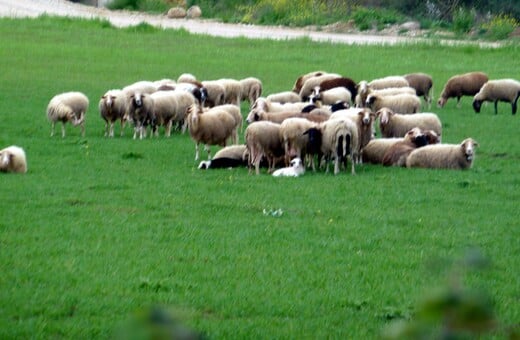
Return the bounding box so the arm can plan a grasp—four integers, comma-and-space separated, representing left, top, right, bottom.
0, 16, 519, 339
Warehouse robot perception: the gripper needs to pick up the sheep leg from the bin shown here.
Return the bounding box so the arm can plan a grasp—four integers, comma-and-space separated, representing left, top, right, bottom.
204, 145, 212, 160
50, 122, 55, 137
494, 100, 499, 115
80, 122, 85, 137
195, 143, 200, 161
120, 119, 125, 137
333, 158, 340, 175
109, 122, 114, 138
456, 97, 462, 108
61, 122, 66, 138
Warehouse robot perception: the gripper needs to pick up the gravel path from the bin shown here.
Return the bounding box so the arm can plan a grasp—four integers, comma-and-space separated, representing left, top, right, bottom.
0, 0, 501, 47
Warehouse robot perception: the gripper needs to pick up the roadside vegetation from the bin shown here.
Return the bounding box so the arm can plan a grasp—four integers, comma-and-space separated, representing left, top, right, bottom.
0, 16, 519, 338
106, 0, 520, 41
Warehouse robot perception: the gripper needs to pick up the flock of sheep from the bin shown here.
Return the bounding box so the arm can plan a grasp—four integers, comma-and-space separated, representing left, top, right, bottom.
1, 70, 519, 176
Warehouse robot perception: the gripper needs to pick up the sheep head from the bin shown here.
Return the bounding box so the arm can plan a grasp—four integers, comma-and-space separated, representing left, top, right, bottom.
461, 138, 479, 162
472, 99, 483, 113
376, 108, 393, 125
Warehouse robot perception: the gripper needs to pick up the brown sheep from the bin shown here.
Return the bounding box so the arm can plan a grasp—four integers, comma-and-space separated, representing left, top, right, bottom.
437, 72, 488, 108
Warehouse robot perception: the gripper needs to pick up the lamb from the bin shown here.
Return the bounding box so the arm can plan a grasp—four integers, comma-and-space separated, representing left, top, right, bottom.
291, 70, 327, 93
0, 145, 27, 173
381, 127, 430, 167
186, 105, 237, 161
437, 72, 488, 108
377, 107, 442, 139
472, 79, 520, 115
201, 80, 226, 107
403, 73, 433, 107
99, 89, 127, 137
311, 86, 352, 106
46, 91, 89, 138
279, 117, 318, 167
299, 73, 342, 100
126, 91, 155, 139
266, 91, 302, 104
272, 158, 305, 177
245, 121, 285, 175
368, 76, 409, 90
406, 138, 479, 170
198, 144, 248, 169
366, 93, 421, 114
239, 77, 263, 106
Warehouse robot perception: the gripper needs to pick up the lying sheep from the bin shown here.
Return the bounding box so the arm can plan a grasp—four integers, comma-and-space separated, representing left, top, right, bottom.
368, 76, 409, 90
198, 144, 248, 169
362, 138, 405, 164
404, 73, 433, 107
472, 79, 520, 115
377, 107, 442, 139
366, 93, 421, 114
437, 71, 488, 108
266, 91, 302, 104
99, 89, 127, 137
382, 127, 430, 167
272, 158, 305, 177
47, 91, 89, 138
311, 86, 352, 106
0, 145, 27, 173
245, 121, 285, 175
406, 138, 479, 170
279, 117, 317, 167
239, 77, 263, 106
186, 105, 236, 161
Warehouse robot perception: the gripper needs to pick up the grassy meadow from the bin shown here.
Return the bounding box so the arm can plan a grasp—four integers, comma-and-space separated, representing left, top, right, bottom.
0, 16, 519, 338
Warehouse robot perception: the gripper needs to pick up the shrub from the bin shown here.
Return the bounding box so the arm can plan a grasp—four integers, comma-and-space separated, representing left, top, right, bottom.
481, 14, 519, 40
108, 0, 169, 13
451, 7, 476, 35
351, 6, 403, 31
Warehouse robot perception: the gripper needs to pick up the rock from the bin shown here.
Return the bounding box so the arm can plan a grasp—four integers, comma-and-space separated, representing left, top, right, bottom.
186, 5, 202, 19
167, 7, 186, 19
400, 21, 421, 31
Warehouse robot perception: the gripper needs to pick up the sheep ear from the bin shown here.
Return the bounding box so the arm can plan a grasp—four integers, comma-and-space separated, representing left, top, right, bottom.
473, 139, 479, 147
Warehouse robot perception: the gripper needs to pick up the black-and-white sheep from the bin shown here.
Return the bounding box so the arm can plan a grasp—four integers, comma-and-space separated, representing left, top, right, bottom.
198, 144, 248, 170
47, 91, 89, 138
472, 79, 520, 115
406, 138, 479, 170
437, 72, 488, 108
0, 145, 27, 173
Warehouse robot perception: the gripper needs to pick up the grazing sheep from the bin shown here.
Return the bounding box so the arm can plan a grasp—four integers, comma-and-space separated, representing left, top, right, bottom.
198, 144, 248, 169
437, 72, 488, 108
406, 138, 479, 170
280, 117, 318, 167
99, 89, 127, 137
266, 91, 302, 104
272, 158, 305, 177
404, 73, 433, 107
318, 77, 358, 103
368, 76, 409, 90
239, 77, 263, 106
291, 70, 327, 93
472, 79, 520, 115
0, 145, 27, 173
377, 107, 442, 139
245, 121, 285, 175
47, 91, 89, 138
186, 105, 237, 161
382, 127, 430, 167
173, 82, 207, 107
311, 86, 352, 106
201, 80, 226, 107
366, 93, 421, 114
299, 73, 342, 100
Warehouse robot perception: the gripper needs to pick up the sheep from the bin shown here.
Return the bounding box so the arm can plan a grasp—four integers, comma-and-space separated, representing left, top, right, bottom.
381, 127, 430, 167
125, 91, 155, 139
291, 70, 327, 93
366, 93, 421, 114
177, 73, 198, 84
311, 86, 352, 106
201, 80, 226, 108
217, 78, 242, 105
122, 80, 158, 96
99, 89, 127, 137
245, 121, 285, 175
246, 109, 305, 125
437, 72, 488, 108
318, 77, 358, 103
249, 97, 308, 114
355, 80, 370, 107
186, 105, 237, 161
371, 86, 417, 97
377, 107, 442, 139
403, 73, 433, 107
154, 78, 176, 88
406, 138, 479, 170
46, 91, 89, 138
266, 91, 302, 104
239, 77, 263, 106
0, 145, 27, 173
204, 104, 242, 144
472, 79, 520, 115
279, 117, 318, 167
186, 5, 202, 19
299, 73, 342, 101
362, 138, 405, 164
272, 158, 305, 177
305, 118, 359, 175
149, 91, 186, 137
172, 82, 208, 107
368, 76, 409, 90
198, 144, 248, 170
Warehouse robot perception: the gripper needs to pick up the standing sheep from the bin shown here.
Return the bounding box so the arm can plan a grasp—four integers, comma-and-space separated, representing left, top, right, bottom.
239, 77, 263, 106
291, 70, 327, 93
299, 73, 342, 100
99, 89, 127, 137
201, 80, 226, 107
186, 105, 236, 161
366, 93, 421, 114
47, 91, 89, 138
472, 79, 520, 115
406, 138, 479, 170
0, 145, 27, 173
266, 91, 302, 104
368, 76, 409, 90
377, 107, 442, 139
437, 72, 488, 108
404, 73, 433, 108
279, 117, 318, 167
217, 78, 242, 105
311, 86, 352, 106
245, 121, 285, 175
318, 77, 358, 103
126, 92, 155, 139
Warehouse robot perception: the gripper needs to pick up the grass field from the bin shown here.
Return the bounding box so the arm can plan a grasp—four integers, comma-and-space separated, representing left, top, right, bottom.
0, 16, 519, 338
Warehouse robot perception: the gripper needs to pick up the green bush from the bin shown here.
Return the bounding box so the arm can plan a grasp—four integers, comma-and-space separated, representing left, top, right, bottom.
351, 6, 403, 31
108, 0, 169, 13
481, 14, 519, 40
451, 7, 476, 35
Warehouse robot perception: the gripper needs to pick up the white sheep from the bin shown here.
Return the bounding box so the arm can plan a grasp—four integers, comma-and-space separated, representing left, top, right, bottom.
266, 91, 302, 104
245, 121, 285, 175
371, 86, 417, 97
177, 73, 197, 84
404, 73, 433, 107
239, 77, 263, 106
381, 127, 430, 167
246, 109, 305, 125
299, 73, 342, 100
437, 72, 488, 108
0, 145, 27, 173
354, 80, 370, 107
46, 91, 89, 138
186, 105, 236, 161
272, 158, 305, 177
204, 104, 242, 144
201, 80, 226, 107
368, 76, 409, 90
279, 117, 318, 167
362, 138, 405, 164
122, 80, 158, 96
99, 89, 127, 137
366, 93, 421, 114
198, 144, 248, 169
472, 79, 520, 115
291, 70, 328, 93
406, 138, 479, 170
217, 78, 242, 105
311, 86, 352, 106
377, 107, 442, 139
